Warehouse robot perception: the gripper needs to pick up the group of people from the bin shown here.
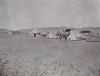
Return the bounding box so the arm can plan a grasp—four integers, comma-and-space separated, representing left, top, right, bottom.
56, 29, 71, 40
32, 29, 71, 40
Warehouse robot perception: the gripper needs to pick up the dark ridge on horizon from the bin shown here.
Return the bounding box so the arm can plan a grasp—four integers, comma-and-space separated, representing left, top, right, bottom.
0, 26, 100, 32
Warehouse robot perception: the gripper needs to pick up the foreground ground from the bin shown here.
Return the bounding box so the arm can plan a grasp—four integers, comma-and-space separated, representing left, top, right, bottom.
0, 35, 100, 76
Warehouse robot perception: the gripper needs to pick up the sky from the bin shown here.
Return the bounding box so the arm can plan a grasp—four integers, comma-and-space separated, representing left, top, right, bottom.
0, 0, 100, 30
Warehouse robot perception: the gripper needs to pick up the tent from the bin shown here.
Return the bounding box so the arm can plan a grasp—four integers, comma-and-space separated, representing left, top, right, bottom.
68, 30, 81, 40
80, 30, 92, 34
47, 33, 58, 39
65, 29, 71, 32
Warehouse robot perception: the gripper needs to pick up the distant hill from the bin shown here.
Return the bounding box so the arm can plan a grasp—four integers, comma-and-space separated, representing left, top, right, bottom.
18, 27, 74, 33
1, 26, 99, 36
0, 28, 11, 32
0, 28, 12, 34
80, 27, 100, 31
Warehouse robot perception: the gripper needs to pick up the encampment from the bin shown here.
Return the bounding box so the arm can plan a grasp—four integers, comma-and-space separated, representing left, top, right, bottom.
68, 30, 81, 40
29, 29, 40, 37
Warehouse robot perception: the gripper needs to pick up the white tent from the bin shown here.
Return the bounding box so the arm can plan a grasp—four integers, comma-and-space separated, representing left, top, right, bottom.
68, 30, 81, 40
47, 33, 58, 39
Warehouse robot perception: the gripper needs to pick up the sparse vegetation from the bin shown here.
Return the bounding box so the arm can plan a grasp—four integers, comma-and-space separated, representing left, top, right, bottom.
0, 29, 99, 76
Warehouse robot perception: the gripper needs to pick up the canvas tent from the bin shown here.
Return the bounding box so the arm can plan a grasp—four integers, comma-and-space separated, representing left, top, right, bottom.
80, 30, 92, 34
68, 30, 81, 40
47, 33, 58, 39
65, 29, 71, 32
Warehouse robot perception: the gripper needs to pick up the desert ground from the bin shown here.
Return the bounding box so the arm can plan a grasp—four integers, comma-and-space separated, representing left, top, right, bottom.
0, 34, 100, 76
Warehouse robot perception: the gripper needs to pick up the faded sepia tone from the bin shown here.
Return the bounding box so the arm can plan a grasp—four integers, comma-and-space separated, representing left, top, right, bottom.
0, 0, 100, 76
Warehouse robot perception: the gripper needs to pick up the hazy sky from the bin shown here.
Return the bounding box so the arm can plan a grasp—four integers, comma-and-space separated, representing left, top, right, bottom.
0, 0, 100, 29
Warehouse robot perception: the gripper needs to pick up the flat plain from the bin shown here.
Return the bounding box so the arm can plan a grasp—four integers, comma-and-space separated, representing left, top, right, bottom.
0, 33, 100, 76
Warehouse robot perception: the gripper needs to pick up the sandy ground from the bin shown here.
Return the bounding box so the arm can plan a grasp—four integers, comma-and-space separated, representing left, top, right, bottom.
0, 35, 100, 76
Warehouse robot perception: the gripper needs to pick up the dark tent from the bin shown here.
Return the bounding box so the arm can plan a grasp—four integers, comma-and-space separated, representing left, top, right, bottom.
80, 30, 92, 34
65, 29, 71, 32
